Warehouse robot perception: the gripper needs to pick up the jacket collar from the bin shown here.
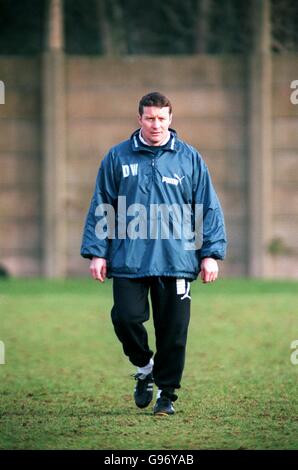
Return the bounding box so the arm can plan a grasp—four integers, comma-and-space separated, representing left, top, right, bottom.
131, 128, 177, 153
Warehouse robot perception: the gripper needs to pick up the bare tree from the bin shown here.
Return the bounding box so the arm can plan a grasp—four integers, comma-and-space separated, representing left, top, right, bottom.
97, 0, 128, 55
194, 0, 211, 53
97, 0, 113, 55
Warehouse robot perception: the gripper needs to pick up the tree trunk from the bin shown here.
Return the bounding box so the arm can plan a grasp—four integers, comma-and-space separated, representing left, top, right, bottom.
248, 0, 273, 277
97, 0, 113, 55
42, 0, 67, 277
46, 0, 64, 50
97, 0, 128, 55
194, 0, 211, 53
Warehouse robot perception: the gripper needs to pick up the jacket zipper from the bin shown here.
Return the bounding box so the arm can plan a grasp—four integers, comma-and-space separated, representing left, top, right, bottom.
152, 158, 155, 180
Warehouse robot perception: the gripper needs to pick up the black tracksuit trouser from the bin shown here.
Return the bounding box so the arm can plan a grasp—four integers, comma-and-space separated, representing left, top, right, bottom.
111, 276, 191, 394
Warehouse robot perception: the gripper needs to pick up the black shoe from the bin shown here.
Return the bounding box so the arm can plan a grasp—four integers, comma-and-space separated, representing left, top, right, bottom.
153, 396, 175, 416
134, 372, 154, 408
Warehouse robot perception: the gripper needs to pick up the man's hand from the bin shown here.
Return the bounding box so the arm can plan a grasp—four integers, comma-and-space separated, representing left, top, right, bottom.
200, 257, 219, 283
90, 257, 107, 282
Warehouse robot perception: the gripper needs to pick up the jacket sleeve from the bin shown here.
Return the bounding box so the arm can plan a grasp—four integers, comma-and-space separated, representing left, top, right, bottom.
193, 155, 227, 260
80, 151, 118, 260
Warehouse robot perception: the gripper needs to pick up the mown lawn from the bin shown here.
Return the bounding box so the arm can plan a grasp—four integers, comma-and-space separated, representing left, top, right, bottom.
0, 278, 297, 450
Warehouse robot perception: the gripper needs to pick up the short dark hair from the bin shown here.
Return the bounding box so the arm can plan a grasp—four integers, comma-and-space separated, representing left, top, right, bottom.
138, 92, 172, 116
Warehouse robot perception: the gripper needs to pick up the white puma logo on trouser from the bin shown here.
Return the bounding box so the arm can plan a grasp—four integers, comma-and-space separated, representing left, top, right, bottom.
181, 282, 191, 300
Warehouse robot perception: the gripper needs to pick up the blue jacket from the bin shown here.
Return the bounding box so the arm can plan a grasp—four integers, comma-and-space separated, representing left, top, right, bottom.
81, 129, 227, 280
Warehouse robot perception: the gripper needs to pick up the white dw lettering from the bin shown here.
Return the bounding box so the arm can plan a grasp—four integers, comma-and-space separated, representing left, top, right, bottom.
122, 164, 138, 177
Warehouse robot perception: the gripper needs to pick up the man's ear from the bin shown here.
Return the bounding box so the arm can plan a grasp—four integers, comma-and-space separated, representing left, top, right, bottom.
138, 114, 142, 126
169, 114, 173, 125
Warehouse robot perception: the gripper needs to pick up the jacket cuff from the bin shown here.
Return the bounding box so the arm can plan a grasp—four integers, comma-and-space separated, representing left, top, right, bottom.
200, 251, 225, 260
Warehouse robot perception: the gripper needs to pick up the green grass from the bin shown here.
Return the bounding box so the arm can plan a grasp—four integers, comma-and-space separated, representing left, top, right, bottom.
0, 278, 297, 450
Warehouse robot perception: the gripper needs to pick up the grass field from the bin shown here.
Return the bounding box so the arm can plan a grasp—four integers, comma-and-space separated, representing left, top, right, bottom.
0, 278, 297, 450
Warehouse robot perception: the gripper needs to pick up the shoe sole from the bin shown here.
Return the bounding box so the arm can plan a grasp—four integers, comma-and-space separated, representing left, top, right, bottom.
154, 411, 175, 417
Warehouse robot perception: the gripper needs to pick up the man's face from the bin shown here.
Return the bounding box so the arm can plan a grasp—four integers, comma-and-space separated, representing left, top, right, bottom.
138, 106, 172, 146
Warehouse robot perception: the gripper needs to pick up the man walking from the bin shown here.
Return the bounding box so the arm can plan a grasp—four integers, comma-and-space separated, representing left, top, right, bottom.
81, 92, 227, 416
